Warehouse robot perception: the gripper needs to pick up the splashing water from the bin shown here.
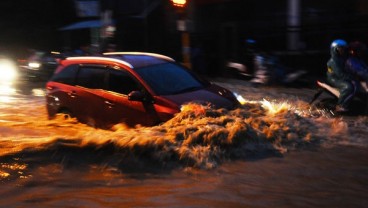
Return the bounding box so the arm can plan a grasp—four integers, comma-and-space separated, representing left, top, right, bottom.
0, 92, 361, 174
1, 77, 367, 178
1, 81, 367, 208
261, 98, 290, 115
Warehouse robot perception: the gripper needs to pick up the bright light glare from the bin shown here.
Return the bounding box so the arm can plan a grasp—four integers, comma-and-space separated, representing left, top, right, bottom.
261, 99, 289, 115
171, 0, 186, 7
233, 92, 246, 105
32, 89, 46, 97
0, 85, 16, 103
28, 62, 41, 69
0, 59, 17, 81
0, 85, 16, 94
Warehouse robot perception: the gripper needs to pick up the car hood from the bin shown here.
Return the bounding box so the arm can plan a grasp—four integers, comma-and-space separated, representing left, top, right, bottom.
160, 84, 238, 109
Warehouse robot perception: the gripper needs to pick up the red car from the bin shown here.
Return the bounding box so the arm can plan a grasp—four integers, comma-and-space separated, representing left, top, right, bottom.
46, 52, 240, 128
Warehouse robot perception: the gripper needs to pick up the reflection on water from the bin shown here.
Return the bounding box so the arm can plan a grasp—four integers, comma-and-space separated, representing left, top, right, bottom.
0, 81, 367, 207
0, 83, 17, 103
1, 79, 45, 106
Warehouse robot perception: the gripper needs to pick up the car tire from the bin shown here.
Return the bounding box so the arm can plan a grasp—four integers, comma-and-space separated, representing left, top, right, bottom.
59, 109, 74, 120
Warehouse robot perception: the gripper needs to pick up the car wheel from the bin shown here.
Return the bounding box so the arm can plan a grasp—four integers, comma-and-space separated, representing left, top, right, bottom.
59, 109, 73, 120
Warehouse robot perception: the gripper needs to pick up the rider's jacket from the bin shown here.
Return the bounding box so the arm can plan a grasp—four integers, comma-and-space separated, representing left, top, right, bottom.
326, 42, 356, 108
327, 47, 349, 80
345, 56, 368, 81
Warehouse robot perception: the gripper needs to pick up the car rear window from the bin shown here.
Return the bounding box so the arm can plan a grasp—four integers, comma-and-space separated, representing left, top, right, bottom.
50, 64, 78, 85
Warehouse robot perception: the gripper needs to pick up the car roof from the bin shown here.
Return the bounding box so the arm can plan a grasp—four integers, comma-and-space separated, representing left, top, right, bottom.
65, 52, 175, 69
103, 52, 175, 68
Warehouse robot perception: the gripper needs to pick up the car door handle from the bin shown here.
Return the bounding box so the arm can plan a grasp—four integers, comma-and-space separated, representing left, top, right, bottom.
68, 91, 77, 98
104, 100, 115, 108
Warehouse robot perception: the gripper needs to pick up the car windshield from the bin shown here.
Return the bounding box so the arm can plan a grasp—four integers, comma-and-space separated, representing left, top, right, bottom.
135, 62, 206, 95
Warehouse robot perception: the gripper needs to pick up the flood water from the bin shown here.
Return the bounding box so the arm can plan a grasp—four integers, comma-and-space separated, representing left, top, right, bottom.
0, 79, 367, 207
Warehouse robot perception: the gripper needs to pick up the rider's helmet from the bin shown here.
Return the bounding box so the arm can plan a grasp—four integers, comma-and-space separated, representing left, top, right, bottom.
348, 41, 367, 57
330, 39, 348, 56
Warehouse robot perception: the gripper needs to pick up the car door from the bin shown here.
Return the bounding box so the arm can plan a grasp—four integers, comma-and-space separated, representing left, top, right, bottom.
46, 64, 79, 117
72, 65, 109, 126
97, 67, 160, 127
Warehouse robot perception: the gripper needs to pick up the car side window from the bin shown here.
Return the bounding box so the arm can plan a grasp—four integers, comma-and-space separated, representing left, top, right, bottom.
76, 66, 107, 89
108, 69, 140, 95
51, 64, 78, 85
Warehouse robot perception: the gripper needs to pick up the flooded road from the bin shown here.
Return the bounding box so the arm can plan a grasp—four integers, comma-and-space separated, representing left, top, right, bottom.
0, 78, 367, 207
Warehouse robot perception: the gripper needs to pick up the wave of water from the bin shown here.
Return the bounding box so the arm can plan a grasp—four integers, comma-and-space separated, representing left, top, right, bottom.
0, 78, 368, 184
1, 80, 368, 207
1, 90, 367, 183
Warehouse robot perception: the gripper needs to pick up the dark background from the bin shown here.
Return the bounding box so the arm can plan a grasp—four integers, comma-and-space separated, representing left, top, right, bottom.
1, 0, 368, 76
0, 0, 76, 57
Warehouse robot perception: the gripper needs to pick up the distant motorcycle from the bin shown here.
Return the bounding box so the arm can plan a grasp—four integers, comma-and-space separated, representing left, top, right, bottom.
226, 53, 307, 86
310, 80, 368, 115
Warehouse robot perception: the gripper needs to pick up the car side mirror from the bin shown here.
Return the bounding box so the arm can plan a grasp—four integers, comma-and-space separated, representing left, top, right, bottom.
128, 90, 145, 101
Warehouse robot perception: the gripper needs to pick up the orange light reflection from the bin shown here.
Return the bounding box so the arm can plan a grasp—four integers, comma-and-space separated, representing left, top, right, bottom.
0, 83, 17, 103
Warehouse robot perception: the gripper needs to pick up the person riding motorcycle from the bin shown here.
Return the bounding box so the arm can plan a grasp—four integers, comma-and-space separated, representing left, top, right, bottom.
326, 39, 357, 112
345, 41, 368, 91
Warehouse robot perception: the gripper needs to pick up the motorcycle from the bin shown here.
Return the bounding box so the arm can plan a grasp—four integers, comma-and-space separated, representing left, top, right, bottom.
310, 80, 368, 115
226, 53, 307, 86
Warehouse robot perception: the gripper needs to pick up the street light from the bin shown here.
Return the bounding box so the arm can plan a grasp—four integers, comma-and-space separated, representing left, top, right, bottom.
171, 0, 191, 69
171, 0, 187, 8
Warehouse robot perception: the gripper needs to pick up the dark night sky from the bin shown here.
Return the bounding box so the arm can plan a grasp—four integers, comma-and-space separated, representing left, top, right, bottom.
0, 0, 78, 56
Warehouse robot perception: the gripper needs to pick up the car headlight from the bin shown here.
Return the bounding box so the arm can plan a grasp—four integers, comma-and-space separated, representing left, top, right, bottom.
233, 92, 246, 105
28, 62, 41, 69
0, 59, 17, 81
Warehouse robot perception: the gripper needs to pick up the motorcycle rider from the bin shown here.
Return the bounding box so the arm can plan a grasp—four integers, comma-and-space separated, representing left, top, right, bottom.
250, 43, 285, 85
326, 39, 356, 112
345, 41, 368, 90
